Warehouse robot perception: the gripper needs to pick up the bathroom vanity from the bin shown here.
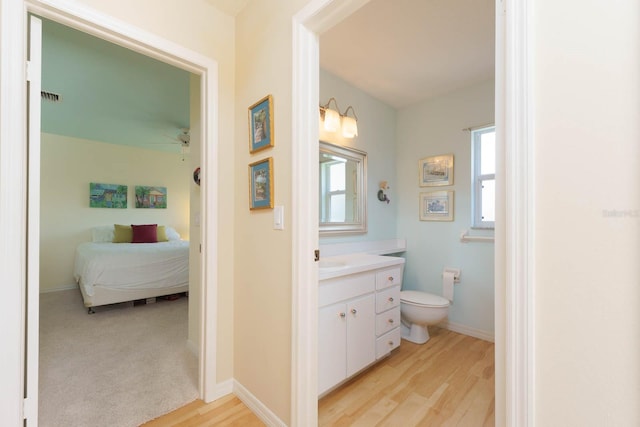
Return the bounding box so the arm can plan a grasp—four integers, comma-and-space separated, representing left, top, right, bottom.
318, 253, 405, 396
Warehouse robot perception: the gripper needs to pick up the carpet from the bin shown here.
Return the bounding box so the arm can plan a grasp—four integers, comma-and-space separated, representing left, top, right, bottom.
39, 289, 199, 427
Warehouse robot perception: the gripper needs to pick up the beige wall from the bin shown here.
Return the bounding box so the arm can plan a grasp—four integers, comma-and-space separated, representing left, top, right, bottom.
75, 0, 237, 382
534, 0, 640, 425
40, 133, 190, 292
234, 0, 295, 422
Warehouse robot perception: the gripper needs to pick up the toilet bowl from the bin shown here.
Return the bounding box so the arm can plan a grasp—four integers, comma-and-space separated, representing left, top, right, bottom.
400, 290, 450, 344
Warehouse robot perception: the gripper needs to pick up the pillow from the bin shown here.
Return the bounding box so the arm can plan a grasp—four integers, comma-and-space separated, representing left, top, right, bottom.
92, 225, 115, 243
113, 224, 133, 243
165, 226, 181, 241
157, 225, 169, 242
131, 224, 158, 243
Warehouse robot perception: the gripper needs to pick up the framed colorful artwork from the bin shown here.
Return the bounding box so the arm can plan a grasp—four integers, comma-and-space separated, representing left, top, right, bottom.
249, 157, 274, 210
248, 94, 274, 153
89, 183, 127, 208
135, 186, 167, 209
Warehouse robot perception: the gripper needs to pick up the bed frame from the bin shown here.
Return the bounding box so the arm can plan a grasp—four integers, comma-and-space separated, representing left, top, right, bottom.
79, 281, 189, 314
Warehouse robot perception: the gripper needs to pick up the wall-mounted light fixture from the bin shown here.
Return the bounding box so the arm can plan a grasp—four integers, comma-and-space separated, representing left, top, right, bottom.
319, 97, 359, 138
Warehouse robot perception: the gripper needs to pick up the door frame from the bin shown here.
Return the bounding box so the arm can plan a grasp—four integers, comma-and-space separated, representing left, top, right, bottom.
0, 0, 220, 422
291, 0, 534, 425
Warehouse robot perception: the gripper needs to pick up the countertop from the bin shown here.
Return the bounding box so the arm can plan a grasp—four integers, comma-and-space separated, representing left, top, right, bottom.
318, 252, 405, 281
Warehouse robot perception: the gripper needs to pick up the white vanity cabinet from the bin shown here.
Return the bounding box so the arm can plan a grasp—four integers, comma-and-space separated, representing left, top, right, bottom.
318, 259, 404, 396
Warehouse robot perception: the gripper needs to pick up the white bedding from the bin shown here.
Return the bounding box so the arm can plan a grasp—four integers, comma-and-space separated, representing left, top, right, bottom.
73, 241, 189, 297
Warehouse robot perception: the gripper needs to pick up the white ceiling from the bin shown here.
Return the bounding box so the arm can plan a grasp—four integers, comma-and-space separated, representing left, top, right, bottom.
206, 0, 494, 109
208, 0, 495, 109
320, 0, 495, 109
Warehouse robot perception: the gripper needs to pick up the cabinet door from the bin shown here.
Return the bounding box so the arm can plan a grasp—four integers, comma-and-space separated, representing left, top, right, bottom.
318, 302, 347, 395
346, 294, 376, 377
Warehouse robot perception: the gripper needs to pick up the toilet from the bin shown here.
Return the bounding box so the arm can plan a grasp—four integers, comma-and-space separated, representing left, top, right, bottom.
400, 290, 450, 344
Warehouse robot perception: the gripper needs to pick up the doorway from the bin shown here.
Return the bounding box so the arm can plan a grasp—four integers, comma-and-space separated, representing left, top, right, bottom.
9, 2, 220, 424
292, 1, 534, 425
36, 16, 199, 424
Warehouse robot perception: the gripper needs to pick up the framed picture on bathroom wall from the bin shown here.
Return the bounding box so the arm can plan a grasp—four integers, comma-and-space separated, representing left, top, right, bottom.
420, 190, 454, 221
249, 157, 274, 210
248, 94, 274, 153
419, 154, 454, 186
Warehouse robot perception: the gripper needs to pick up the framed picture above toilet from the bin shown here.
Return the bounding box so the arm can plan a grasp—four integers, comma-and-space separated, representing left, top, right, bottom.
419, 190, 454, 221
419, 154, 454, 186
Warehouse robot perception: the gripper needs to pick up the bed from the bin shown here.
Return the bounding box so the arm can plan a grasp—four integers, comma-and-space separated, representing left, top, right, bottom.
73, 225, 189, 313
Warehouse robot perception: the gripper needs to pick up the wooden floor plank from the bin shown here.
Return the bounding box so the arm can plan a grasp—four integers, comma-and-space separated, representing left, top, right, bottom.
141, 396, 264, 427
349, 396, 399, 427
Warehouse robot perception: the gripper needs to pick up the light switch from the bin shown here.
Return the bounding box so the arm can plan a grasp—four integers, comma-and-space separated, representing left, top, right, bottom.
273, 205, 284, 230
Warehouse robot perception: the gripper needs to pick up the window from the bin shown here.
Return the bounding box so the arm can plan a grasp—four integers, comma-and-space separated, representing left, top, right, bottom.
320, 160, 346, 222
471, 126, 496, 228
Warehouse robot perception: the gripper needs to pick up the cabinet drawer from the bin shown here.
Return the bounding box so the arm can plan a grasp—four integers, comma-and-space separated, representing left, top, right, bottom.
376, 285, 400, 313
376, 267, 403, 290
376, 308, 401, 336
319, 272, 376, 307
376, 327, 401, 359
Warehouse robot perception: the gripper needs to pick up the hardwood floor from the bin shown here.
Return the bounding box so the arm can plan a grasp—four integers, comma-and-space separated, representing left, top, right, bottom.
143, 327, 494, 426
319, 327, 495, 426
141, 394, 265, 426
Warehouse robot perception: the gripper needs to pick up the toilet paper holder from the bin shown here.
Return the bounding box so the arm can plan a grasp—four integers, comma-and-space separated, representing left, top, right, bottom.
443, 267, 461, 283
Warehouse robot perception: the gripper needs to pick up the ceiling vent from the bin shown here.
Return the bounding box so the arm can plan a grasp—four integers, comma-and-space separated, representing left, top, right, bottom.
41, 91, 62, 103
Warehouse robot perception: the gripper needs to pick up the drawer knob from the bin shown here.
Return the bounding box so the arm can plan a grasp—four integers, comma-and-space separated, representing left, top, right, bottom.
339, 312, 346, 318
388, 297, 394, 302
388, 276, 394, 282
351, 308, 357, 315
388, 340, 394, 346
388, 319, 394, 324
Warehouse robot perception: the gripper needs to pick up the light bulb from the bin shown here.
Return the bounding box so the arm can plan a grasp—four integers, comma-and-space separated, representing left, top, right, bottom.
323, 108, 340, 132
341, 115, 358, 138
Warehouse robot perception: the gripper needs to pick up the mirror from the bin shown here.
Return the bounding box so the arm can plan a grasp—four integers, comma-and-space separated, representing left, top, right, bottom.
319, 141, 367, 235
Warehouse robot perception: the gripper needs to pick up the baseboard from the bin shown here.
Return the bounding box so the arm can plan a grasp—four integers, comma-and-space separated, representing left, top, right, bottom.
205, 378, 234, 402
439, 320, 494, 342
39, 284, 78, 293
234, 380, 287, 427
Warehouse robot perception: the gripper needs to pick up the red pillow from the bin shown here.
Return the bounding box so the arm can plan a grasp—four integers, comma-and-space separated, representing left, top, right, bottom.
131, 224, 158, 243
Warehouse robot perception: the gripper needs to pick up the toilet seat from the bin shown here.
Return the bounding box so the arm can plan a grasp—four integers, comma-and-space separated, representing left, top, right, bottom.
400, 290, 449, 308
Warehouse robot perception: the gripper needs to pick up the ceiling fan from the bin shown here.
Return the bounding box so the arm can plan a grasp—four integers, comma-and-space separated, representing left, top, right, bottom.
174, 129, 190, 161
175, 128, 190, 147
151, 128, 191, 160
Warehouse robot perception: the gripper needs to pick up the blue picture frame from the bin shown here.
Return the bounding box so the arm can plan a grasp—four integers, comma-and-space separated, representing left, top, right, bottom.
248, 94, 274, 153
249, 157, 274, 210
